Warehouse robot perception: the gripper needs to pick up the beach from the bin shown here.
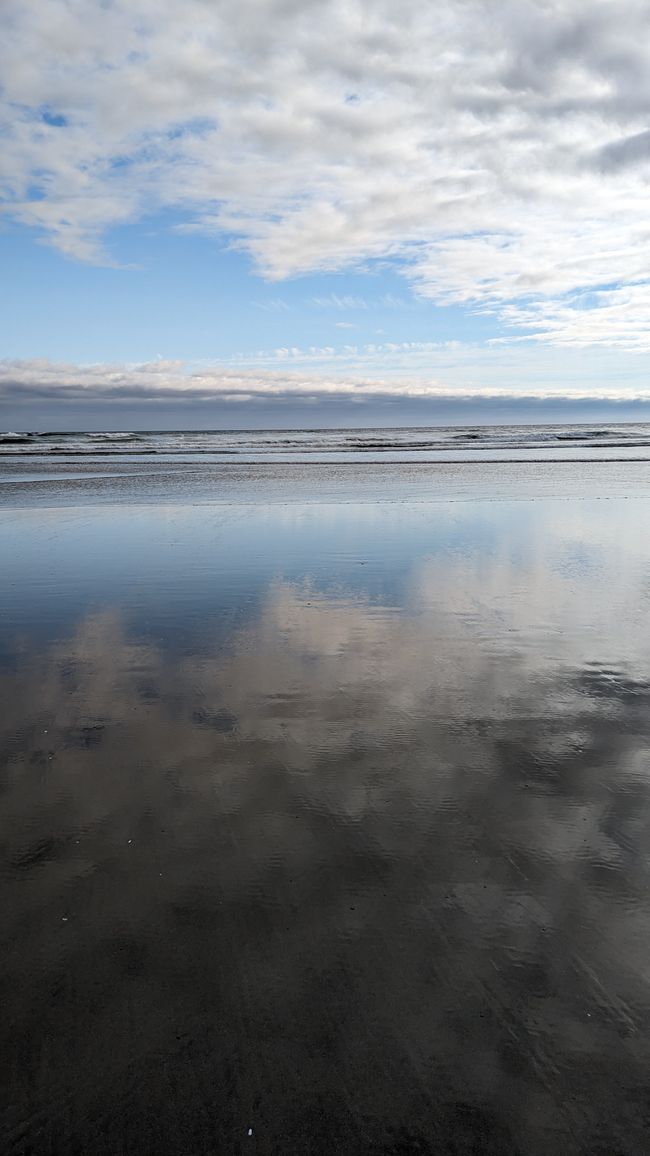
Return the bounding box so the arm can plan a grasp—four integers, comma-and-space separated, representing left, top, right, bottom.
3, 429, 650, 1154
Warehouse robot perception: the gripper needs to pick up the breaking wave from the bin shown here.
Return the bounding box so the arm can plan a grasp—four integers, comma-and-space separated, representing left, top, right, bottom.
3, 424, 650, 462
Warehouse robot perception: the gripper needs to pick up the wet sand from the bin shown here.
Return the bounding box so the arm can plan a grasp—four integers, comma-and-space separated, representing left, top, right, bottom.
3, 459, 650, 1154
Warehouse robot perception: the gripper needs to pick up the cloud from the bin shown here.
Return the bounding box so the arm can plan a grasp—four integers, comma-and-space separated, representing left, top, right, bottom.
0, 356, 461, 409
230, 340, 468, 367
4, 352, 650, 421
311, 294, 410, 311
5, 1, 650, 347
501, 283, 650, 349
252, 297, 291, 312
593, 128, 650, 172
311, 296, 369, 311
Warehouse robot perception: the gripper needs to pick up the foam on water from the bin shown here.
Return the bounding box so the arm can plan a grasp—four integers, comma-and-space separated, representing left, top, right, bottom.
4, 422, 650, 461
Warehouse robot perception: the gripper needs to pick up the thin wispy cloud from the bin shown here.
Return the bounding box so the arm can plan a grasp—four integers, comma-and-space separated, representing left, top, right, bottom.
311, 294, 410, 311
252, 298, 291, 313
4, 1, 650, 349
311, 296, 370, 311
230, 340, 464, 367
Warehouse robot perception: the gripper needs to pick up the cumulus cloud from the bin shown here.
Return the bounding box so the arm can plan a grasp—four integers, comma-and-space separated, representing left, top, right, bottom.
4, 1, 650, 346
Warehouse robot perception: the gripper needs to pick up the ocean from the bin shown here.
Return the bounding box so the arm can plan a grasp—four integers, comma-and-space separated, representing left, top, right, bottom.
4, 421, 650, 461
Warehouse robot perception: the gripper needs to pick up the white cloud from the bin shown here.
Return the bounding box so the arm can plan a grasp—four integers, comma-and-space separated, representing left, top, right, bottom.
3, 349, 650, 410
230, 340, 462, 366
0, 357, 449, 405
501, 283, 650, 349
311, 295, 369, 310
252, 298, 291, 312
4, 0, 650, 345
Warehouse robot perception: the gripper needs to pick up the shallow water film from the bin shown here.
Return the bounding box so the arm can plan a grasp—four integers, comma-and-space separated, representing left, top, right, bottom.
4, 457, 650, 1154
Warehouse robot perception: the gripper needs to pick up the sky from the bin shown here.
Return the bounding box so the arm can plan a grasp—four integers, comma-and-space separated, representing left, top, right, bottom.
3, 0, 650, 428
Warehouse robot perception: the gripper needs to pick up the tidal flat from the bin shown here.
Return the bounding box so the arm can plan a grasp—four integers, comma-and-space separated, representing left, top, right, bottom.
3, 453, 650, 1154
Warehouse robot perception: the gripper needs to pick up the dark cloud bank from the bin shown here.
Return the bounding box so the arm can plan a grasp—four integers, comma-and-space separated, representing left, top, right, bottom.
6, 394, 650, 432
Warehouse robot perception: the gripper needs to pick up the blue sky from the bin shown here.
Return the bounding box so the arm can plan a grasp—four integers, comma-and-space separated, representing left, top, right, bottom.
1, 213, 498, 364
3, 0, 650, 428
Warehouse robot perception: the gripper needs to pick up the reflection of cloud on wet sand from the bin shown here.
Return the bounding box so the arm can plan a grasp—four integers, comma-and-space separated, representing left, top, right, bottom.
4, 560, 650, 1153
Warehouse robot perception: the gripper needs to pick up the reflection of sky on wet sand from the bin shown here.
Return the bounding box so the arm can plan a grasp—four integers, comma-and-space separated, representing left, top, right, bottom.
4, 494, 650, 1152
